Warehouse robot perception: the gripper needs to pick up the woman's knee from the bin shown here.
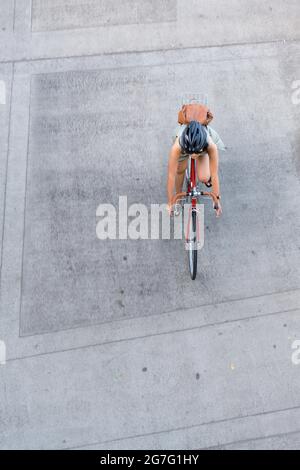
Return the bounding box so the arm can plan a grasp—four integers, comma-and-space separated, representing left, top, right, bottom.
197, 155, 210, 182
199, 174, 211, 183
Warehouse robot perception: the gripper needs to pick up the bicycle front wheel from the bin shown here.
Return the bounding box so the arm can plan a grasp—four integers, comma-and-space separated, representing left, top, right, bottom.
187, 210, 197, 280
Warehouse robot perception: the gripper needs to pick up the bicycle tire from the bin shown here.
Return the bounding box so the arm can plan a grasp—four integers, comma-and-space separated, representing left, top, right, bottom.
188, 209, 197, 280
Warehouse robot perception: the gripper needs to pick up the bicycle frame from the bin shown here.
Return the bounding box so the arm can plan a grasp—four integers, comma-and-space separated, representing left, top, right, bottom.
188, 157, 197, 207
172, 156, 219, 279
186, 157, 199, 246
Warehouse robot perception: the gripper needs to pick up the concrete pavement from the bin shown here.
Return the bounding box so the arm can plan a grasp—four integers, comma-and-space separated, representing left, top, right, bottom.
0, 0, 300, 449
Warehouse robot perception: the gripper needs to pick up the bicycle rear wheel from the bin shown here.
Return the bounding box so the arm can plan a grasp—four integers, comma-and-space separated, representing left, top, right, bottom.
187, 210, 197, 280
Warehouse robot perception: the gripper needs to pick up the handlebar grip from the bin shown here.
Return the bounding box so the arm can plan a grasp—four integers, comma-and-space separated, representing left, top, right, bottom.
201, 191, 218, 205
172, 192, 188, 205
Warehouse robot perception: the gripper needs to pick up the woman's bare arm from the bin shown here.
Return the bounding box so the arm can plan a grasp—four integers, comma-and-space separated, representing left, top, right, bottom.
207, 142, 220, 197
207, 142, 222, 216
167, 141, 181, 207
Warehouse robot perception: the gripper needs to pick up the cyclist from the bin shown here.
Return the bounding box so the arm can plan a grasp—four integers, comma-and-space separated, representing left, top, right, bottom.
167, 120, 222, 217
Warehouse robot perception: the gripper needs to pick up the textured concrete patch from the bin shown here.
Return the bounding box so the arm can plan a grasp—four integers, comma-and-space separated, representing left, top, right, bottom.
19, 45, 300, 335
0, 0, 14, 32
0, 65, 12, 281
278, 43, 300, 179
20, 64, 176, 335
31, 0, 177, 32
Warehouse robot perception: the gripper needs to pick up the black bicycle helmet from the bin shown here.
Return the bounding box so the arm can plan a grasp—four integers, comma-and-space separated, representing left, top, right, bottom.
179, 120, 208, 154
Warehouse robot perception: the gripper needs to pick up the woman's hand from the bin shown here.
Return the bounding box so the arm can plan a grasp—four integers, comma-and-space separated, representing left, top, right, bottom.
214, 202, 222, 217
166, 202, 173, 215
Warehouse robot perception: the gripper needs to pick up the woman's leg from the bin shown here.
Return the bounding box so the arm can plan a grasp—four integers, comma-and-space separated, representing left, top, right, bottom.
196, 153, 210, 183
175, 159, 188, 194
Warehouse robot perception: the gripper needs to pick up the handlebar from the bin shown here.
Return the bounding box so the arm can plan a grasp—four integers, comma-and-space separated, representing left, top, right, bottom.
172, 191, 219, 206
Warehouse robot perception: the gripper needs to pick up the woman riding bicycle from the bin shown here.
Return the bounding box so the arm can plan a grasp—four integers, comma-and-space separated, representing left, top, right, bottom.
167, 109, 224, 217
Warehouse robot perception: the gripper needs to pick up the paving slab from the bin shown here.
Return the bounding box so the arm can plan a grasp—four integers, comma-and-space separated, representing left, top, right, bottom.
0, 1, 300, 62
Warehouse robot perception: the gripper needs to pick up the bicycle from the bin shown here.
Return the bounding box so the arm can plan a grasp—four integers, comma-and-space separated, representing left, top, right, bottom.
172, 156, 219, 280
